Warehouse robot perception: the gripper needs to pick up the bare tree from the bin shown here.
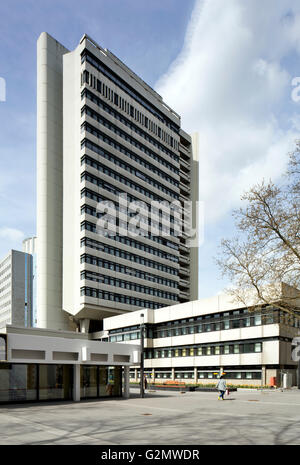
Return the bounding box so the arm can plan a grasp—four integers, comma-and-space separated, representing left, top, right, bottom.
216, 141, 300, 320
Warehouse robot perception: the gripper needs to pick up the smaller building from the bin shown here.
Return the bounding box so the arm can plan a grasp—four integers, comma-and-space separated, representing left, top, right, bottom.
0, 249, 34, 330
0, 325, 140, 404
22, 237, 37, 327
101, 291, 300, 387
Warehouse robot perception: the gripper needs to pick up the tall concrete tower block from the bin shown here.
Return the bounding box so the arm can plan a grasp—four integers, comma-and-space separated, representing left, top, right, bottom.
36, 32, 70, 330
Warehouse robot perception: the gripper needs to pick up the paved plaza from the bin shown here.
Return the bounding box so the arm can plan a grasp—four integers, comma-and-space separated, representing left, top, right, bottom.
0, 388, 300, 445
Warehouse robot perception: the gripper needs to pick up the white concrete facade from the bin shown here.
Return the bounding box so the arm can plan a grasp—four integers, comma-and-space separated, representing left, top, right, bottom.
37, 32, 198, 332
102, 293, 300, 386
0, 325, 140, 402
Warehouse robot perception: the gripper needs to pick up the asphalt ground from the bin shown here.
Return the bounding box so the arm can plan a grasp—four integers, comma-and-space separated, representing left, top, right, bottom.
0, 388, 299, 445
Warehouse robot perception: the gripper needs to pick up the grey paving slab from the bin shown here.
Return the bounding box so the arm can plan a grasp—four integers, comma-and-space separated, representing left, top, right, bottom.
0, 389, 300, 445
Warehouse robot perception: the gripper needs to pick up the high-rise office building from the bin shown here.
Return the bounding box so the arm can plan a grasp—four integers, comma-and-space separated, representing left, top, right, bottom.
37, 32, 199, 333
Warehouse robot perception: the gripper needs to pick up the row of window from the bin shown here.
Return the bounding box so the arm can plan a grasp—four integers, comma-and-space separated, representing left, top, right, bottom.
81, 188, 179, 250
81, 262, 177, 287
81, 139, 178, 201
81, 157, 178, 206
154, 309, 300, 334
0, 293, 10, 307
130, 371, 262, 380
154, 316, 262, 337
0, 282, 11, 296
81, 181, 180, 227
81, 236, 178, 264
80, 251, 178, 279
81, 121, 179, 191
81, 89, 178, 165
82, 69, 178, 146
0, 258, 10, 272
81, 272, 177, 300
82, 270, 177, 291
0, 274, 10, 290
81, 204, 181, 243
0, 266, 10, 281
81, 216, 177, 248
146, 342, 262, 359
80, 249, 177, 275
80, 287, 169, 308
81, 51, 180, 135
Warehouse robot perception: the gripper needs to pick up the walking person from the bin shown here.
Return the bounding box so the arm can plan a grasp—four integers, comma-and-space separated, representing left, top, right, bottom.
216, 375, 226, 400
144, 375, 148, 391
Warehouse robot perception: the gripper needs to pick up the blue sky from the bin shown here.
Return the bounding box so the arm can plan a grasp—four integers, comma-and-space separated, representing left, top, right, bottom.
1, 0, 300, 299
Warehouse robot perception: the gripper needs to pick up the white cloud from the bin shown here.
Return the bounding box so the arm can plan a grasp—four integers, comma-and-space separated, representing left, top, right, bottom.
156, 0, 300, 224
0, 227, 25, 243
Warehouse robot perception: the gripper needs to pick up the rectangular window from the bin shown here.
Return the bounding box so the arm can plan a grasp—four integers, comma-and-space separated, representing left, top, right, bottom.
243, 317, 251, 327
232, 319, 240, 329
254, 342, 262, 352
224, 345, 230, 355
224, 320, 230, 330
254, 314, 262, 325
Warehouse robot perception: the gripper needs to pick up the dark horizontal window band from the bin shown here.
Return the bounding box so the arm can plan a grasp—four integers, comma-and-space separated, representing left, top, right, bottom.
148, 336, 277, 348
80, 255, 178, 287
81, 188, 179, 251
82, 270, 177, 289
145, 342, 263, 359
81, 146, 178, 198
81, 116, 178, 176
81, 203, 180, 241
81, 234, 178, 264
82, 72, 179, 153
129, 370, 262, 381
80, 251, 177, 277
153, 308, 299, 333
80, 166, 179, 204
82, 117, 179, 172
80, 287, 171, 309
82, 93, 179, 163
81, 106, 179, 183
80, 241, 178, 274
81, 50, 180, 134
81, 272, 177, 300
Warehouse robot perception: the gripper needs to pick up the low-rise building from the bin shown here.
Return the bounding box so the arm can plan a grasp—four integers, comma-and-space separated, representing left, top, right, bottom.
101, 290, 300, 387
0, 325, 139, 403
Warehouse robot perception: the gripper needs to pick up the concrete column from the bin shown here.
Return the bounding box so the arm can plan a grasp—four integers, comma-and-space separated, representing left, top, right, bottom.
80, 319, 90, 333
152, 369, 155, 386
171, 368, 175, 381
36, 32, 70, 331
262, 365, 266, 386
124, 366, 130, 399
73, 364, 80, 402
194, 367, 198, 384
